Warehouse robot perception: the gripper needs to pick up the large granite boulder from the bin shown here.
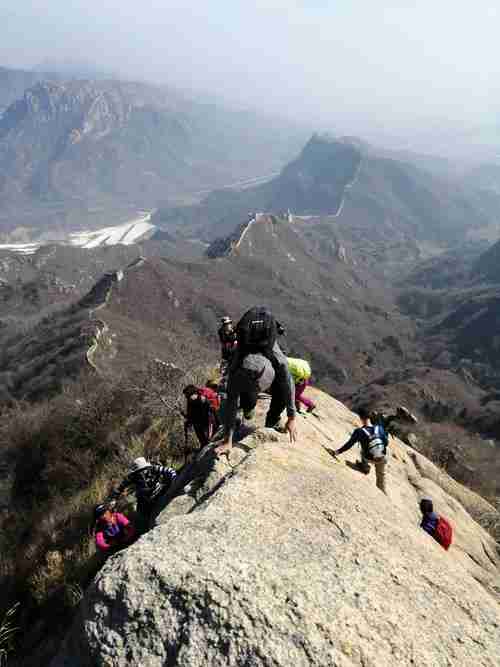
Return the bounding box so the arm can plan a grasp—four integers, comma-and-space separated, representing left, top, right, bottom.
53, 390, 500, 666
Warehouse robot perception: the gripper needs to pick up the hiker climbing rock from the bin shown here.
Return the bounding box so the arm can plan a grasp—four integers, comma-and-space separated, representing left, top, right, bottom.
332, 406, 389, 494
110, 457, 177, 532
287, 357, 316, 413
215, 306, 297, 455
218, 316, 238, 373
420, 498, 453, 550
94, 504, 136, 554
215, 353, 275, 454
183, 384, 221, 449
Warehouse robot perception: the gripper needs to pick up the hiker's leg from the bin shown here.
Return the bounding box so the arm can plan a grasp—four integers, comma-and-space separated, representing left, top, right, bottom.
265, 380, 287, 428
136, 499, 153, 533
295, 380, 315, 410
358, 454, 371, 474
240, 390, 258, 418
374, 458, 388, 494
294, 381, 305, 410
193, 422, 209, 448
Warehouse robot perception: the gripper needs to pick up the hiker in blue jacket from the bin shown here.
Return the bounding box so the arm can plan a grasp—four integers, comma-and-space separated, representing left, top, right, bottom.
332, 406, 388, 494
419, 498, 439, 536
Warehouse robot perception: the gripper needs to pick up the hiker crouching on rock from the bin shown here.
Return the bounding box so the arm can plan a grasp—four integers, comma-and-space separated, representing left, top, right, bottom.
288, 357, 316, 413
419, 497, 453, 550
215, 306, 297, 455
110, 457, 177, 532
215, 354, 275, 454
332, 406, 389, 494
94, 504, 136, 555
183, 384, 221, 449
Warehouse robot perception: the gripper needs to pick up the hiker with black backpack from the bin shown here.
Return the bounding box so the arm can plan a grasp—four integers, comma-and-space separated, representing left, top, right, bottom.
332, 406, 389, 494
215, 306, 297, 455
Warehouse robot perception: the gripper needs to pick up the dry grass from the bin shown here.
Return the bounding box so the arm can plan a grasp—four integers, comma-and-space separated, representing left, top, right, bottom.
0, 361, 204, 665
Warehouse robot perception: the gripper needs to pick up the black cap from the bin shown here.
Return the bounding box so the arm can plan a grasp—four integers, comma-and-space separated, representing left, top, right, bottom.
94, 503, 108, 521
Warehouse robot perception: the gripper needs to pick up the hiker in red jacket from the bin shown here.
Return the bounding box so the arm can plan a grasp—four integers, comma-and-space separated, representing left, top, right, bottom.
94, 504, 136, 554
183, 384, 221, 449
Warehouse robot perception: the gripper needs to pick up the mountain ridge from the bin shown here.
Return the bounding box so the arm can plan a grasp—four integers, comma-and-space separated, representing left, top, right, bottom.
53, 390, 500, 666
0, 72, 307, 234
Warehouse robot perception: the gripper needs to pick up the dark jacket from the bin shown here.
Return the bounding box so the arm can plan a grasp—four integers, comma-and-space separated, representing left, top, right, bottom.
420, 511, 439, 537
336, 425, 388, 459
224, 341, 295, 435
113, 465, 177, 504
218, 327, 238, 361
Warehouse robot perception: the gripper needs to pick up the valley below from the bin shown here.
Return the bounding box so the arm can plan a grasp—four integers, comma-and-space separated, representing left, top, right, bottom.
0, 66, 499, 667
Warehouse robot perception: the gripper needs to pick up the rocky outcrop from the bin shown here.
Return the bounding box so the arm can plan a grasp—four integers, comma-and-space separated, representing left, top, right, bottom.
54, 390, 500, 666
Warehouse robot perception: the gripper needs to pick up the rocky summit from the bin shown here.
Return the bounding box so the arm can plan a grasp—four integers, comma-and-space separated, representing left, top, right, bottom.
54, 389, 500, 666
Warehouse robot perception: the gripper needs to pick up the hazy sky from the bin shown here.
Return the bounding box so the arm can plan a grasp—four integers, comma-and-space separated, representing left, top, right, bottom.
1, 1, 498, 139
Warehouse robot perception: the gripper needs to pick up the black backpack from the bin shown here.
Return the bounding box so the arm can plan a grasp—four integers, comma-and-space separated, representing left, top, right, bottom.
236, 307, 277, 355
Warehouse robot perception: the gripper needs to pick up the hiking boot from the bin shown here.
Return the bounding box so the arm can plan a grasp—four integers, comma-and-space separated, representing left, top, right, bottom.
243, 408, 256, 420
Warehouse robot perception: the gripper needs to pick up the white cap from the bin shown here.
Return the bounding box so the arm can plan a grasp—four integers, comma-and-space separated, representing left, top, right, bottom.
130, 457, 151, 474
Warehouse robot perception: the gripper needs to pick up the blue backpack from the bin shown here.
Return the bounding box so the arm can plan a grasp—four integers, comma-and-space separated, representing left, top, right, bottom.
361, 424, 388, 461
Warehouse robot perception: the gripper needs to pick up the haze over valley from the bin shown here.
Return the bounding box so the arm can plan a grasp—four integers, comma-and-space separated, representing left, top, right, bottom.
1, 3, 500, 665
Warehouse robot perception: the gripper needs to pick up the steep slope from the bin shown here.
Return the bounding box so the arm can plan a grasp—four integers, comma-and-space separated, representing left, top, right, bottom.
0, 243, 141, 321
54, 390, 500, 666
0, 77, 306, 233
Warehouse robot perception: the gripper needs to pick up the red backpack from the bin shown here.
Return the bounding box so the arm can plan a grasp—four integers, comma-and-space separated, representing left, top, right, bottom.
434, 516, 453, 550
198, 387, 221, 412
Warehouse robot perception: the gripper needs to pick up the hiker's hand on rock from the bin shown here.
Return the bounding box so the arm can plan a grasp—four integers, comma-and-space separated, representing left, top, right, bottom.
286, 416, 297, 444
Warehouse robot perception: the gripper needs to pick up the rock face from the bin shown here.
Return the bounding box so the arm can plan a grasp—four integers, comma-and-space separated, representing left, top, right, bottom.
54, 390, 500, 666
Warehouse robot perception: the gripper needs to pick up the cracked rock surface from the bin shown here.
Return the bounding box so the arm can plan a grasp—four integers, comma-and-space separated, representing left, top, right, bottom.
54, 390, 500, 666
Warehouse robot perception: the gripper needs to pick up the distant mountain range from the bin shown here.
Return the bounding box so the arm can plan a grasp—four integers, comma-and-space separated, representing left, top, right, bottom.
0, 67, 307, 235
156, 134, 500, 263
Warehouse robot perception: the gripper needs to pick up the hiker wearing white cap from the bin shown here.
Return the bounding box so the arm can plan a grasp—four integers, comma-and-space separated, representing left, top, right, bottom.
110, 457, 177, 531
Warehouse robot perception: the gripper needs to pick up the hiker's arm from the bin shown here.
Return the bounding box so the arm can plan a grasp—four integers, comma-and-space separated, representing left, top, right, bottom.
95, 531, 112, 552
158, 465, 177, 484
335, 431, 359, 455
272, 342, 296, 418
116, 513, 136, 540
